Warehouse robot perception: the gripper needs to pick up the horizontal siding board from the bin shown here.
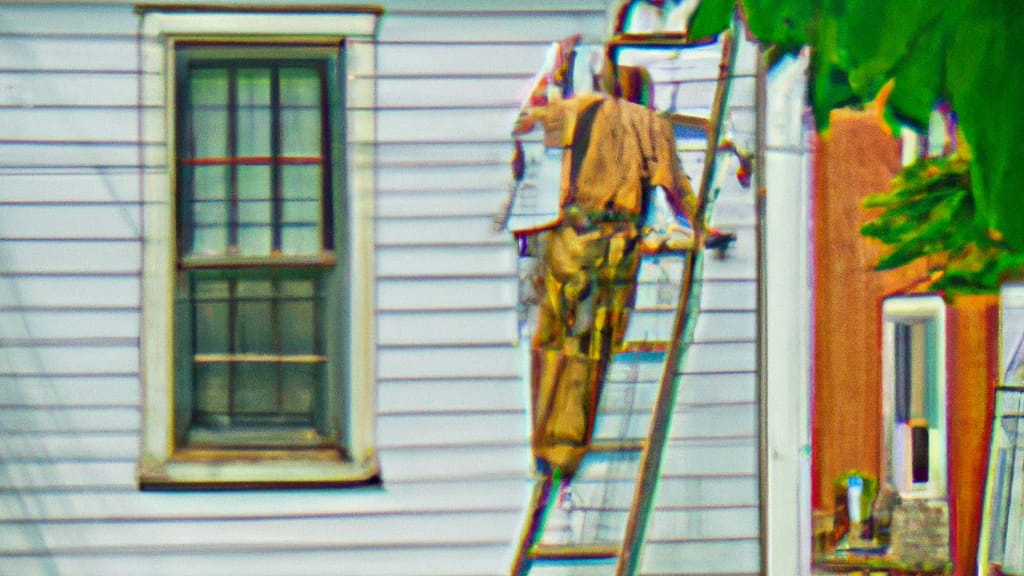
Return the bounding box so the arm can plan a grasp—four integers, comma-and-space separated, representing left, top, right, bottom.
376, 278, 517, 311
0, 478, 531, 521
379, 445, 528, 482
660, 439, 758, 476
376, 245, 516, 278
0, 445, 531, 490
678, 341, 757, 374
376, 161, 508, 189
378, 77, 529, 108
689, 311, 756, 343
0, 72, 137, 107
0, 241, 140, 274
0, 511, 521, 554
0, 432, 138, 461
0, 36, 137, 73
376, 142, 515, 168
0, 6, 137, 36
0, 407, 140, 433
0, 310, 138, 340
377, 189, 509, 219
0, 204, 140, 240
0, 276, 138, 309
1, 106, 138, 142
0, 169, 141, 203
0, 376, 139, 407
0, 462, 137, 491
697, 279, 756, 311
377, 345, 518, 380
378, 378, 523, 414
677, 372, 757, 406
0, 484, 532, 528
377, 108, 516, 145
376, 215, 506, 247
0, 345, 139, 376
593, 403, 758, 442
377, 309, 516, 346
653, 476, 759, 508
377, 412, 525, 449
0, 142, 140, 169
648, 506, 760, 540
379, 12, 605, 43
0, 546, 512, 576
640, 539, 760, 574
378, 43, 552, 77
383, 0, 605, 11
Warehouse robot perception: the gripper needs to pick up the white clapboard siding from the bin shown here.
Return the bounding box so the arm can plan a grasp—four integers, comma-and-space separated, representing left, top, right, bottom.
377, 277, 518, 311
0, 2, 769, 575
0, 375, 140, 407
378, 378, 524, 413
0, 478, 530, 520
376, 142, 516, 167
0, 547, 514, 576
639, 28, 762, 575
0, 170, 142, 203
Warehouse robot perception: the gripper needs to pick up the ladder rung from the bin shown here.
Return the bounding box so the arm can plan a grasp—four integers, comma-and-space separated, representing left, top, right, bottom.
590, 439, 645, 453
529, 544, 620, 560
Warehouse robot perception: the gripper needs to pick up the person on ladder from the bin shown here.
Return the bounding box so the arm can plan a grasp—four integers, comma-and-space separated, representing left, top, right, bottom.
502, 37, 699, 503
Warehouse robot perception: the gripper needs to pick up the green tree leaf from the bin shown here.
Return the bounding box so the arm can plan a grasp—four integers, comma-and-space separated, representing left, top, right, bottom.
946, 2, 1024, 251
688, 0, 736, 41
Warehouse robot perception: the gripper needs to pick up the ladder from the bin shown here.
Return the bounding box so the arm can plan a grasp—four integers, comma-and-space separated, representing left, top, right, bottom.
509, 31, 737, 576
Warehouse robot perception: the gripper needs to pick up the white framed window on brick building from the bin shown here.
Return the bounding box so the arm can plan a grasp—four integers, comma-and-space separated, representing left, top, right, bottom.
137, 5, 381, 488
881, 295, 948, 499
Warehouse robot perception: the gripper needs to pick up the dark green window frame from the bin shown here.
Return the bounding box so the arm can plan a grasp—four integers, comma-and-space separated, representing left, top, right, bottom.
172, 44, 349, 457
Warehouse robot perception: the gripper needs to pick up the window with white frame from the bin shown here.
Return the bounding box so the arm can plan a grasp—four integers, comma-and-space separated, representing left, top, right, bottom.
137, 6, 381, 488
881, 295, 947, 499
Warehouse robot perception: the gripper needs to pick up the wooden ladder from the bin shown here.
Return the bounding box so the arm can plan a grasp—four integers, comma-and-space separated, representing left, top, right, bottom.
509, 31, 736, 576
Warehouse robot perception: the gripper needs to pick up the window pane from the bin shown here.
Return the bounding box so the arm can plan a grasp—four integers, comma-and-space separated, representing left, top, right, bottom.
189, 68, 229, 159
194, 363, 230, 420
894, 323, 910, 423
281, 164, 323, 254
185, 161, 230, 257
910, 321, 927, 420
191, 165, 229, 201
191, 204, 230, 256
233, 363, 277, 415
235, 280, 274, 354
282, 165, 321, 201
280, 291, 317, 354
194, 289, 230, 354
236, 68, 272, 158
280, 67, 323, 157
281, 224, 320, 255
281, 363, 321, 416
237, 165, 273, 255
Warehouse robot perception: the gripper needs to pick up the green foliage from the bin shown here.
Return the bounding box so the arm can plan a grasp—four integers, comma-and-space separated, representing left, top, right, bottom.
861, 154, 1024, 296
687, 0, 735, 42
688, 0, 1024, 252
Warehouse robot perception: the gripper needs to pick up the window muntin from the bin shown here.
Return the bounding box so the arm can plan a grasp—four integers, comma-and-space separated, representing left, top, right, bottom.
173, 46, 345, 452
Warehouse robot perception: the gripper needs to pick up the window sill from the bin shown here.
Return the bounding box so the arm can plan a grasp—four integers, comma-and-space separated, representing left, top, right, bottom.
139, 450, 380, 490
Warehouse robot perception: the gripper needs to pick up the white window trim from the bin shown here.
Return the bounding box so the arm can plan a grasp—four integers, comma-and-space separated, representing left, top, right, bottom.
880, 294, 948, 500
137, 6, 381, 488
